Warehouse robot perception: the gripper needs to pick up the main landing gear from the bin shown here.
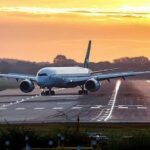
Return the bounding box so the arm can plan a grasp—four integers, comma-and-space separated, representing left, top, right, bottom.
41, 89, 55, 96
78, 85, 88, 95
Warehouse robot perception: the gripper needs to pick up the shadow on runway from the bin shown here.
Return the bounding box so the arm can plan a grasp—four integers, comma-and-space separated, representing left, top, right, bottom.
0, 92, 103, 98
56, 93, 83, 96
0, 94, 37, 97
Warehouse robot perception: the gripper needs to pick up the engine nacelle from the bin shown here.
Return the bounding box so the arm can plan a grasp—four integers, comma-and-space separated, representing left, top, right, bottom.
20, 79, 35, 93
85, 78, 101, 92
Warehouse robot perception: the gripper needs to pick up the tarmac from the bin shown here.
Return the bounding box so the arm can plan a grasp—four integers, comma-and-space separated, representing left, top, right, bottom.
0, 80, 149, 123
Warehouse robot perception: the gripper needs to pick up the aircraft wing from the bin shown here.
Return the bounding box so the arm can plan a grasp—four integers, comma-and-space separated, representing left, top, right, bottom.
93, 71, 150, 81
0, 73, 36, 81
91, 68, 119, 74
66, 76, 89, 85
66, 71, 150, 85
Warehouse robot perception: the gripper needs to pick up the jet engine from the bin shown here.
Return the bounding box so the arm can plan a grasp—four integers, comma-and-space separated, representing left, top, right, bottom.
20, 79, 35, 93
85, 78, 101, 92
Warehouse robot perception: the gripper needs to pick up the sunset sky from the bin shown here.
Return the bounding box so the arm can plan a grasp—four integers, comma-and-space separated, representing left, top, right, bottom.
0, 0, 150, 63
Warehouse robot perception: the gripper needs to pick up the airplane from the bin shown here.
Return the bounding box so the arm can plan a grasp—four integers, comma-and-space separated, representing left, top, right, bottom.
0, 77, 20, 91
0, 73, 35, 92
0, 40, 150, 96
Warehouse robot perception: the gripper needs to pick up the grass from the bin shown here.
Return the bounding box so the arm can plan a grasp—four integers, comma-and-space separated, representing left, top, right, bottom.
31, 147, 92, 150
0, 122, 149, 150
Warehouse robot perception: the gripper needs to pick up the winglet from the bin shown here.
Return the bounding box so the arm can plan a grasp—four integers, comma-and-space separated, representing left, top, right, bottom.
84, 40, 91, 68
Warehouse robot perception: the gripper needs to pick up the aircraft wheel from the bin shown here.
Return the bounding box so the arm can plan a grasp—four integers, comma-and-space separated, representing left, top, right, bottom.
45, 90, 50, 96
84, 90, 88, 95
50, 90, 55, 95
78, 90, 88, 95
41, 91, 46, 96
78, 90, 83, 95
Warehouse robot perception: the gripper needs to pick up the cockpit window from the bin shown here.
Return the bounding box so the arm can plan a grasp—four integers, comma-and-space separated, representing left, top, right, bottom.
38, 73, 48, 76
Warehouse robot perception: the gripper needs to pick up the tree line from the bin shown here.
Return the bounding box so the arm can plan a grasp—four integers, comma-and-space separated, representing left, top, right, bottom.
0, 56, 150, 77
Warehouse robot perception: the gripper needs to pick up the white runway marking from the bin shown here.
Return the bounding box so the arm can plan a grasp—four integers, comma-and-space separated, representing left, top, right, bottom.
52, 107, 63, 110
146, 80, 150, 83
137, 107, 147, 109
0, 94, 41, 109
15, 107, 26, 110
34, 107, 45, 110
118, 106, 128, 109
91, 105, 102, 109
71, 106, 82, 110
92, 80, 122, 122
0, 88, 65, 110
0, 107, 7, 110
104, 80, 122, 122
76, 105, 92, 107
92, 110, 104, 121
118, 105, 143, 107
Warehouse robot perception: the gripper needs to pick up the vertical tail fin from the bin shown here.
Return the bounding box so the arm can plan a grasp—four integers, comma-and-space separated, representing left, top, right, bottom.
84, 40, 92, 68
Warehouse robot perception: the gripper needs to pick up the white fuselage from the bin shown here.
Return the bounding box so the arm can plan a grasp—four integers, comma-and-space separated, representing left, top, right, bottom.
36, 67, 92, 88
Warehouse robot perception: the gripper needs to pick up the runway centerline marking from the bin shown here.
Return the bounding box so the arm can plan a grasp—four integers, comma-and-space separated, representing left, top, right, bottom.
15, 107, 26, 110
34, 107, 45, 110
137, 107, 147, 109
71, 106, 82, 110
117, 105, 143, 107
90, 105, 102, 109
52, 107, 63, 110
118, 106, 128, 109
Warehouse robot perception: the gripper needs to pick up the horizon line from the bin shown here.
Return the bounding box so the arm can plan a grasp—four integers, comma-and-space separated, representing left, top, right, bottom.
0, 55, 149, 64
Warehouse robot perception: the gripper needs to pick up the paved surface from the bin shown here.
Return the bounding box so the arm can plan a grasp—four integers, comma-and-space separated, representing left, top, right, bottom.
0, 80, 149, 123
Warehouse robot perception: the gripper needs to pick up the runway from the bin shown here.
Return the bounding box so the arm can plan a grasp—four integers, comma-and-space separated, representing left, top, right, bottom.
0, 80, 149, 123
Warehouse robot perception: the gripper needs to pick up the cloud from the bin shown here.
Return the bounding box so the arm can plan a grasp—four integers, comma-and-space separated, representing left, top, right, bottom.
0, 7, 150, 19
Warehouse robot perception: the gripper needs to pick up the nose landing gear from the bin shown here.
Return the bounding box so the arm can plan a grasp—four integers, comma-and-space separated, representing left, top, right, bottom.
78, 85, 88, 95
41, 89, 55, 96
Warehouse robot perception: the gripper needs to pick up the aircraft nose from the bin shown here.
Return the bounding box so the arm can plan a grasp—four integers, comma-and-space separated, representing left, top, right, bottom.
36, 76, 46, 86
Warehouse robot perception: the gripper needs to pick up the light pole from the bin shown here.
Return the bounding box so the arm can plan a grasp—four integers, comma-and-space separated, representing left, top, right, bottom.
77, 115, 80, 133
5, 140, 10, 150
57, 133, 61, 147
48, 139, 54, 148
57, 134, 65, 148
60, 135, 65, 148
25, 136, 30, 150
90, 137, 97, 150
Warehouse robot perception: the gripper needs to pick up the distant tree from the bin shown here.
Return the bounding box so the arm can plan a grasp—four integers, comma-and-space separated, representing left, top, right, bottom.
114, 56, 149, 64
53, 55, 77, 66
0, 56, 150, 79
53, 55, 67, 64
